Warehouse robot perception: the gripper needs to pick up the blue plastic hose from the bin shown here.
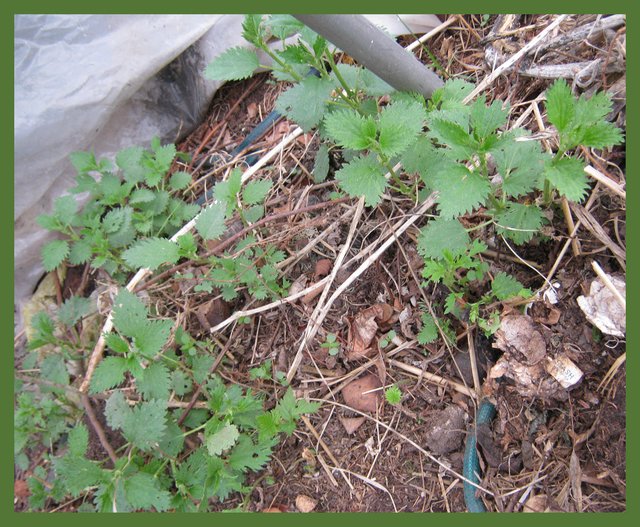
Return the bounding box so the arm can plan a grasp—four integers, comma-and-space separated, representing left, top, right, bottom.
463, 399, 496, 512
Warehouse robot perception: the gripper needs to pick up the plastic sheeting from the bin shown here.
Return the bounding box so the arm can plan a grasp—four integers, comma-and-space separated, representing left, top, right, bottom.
14, 14, 440, 328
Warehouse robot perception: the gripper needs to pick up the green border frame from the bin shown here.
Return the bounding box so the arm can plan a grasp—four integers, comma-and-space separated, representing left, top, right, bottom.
4, 1, 636, 525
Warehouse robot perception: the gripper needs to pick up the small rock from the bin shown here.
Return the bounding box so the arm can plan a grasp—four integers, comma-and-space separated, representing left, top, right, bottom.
295, 494, 317, 513
423, 405, 468, 455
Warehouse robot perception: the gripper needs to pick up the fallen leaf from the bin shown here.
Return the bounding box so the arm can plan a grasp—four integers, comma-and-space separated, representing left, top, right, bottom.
493, 314, 547, 365
14, 479, 29, 499
313, 258, 333, 280
288, 274, 308, 297
342, 374, 382, 412
301, 282, 325, 305
530, 301, 561, 325
262, 507, 283, 513
295, 494, 318, 513
339, 416, 366, 435
523, 494, 549, 513
346, 304, 395, 360
247, 102, 258, 119
195, 297, 231, 331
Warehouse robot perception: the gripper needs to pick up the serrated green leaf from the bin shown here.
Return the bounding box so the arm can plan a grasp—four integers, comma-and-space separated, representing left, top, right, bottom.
105, 390, 129, 430
112, 289, 149, 338
400, 135, 447, 182
122, 237, 180, 270
40, 354, 69, 387
129, 188, 155, 204
107, 206, 136, 249
265, 14, 304, 39
417, 218, 470, 260
544, 156, 589, 202
470, 97, 508, 141
53, 195, 79, 224
90, 356, 129, 393
159, 418, 185, 458
172, 369, 193, 396
54, 455, 105, 496
42, 239, 69, 271
133, 320, 172, 358
154, 143, 176, 170
169, 171, 192, 191
205, 46, 259, 81
214, 168, 242, 215
494, 138, 546, 198
427, 118, 477, 160
228, 435, 273, 472
335, 154, 387, 206
124, 472, 171, 512
431, 165, 491, 218
57, 295, 93, 327
67, 423, 89, 457
195, 200, 227, 240
123, 399, 168, 451
69, 151, 98, 174
491, 272, 531, 301
243, 204, 264, 224
275, 76, 335, 131
136, 362, 170, 401
36, 213, 60, 231
116, 146, 145, 183
243, 179, 272, 205
206, 423, 239, 456
323, 109, 377, 150
359, 68, 395, 97
68, 239, 93, 265
417, 312, 438, 345
545, 79, 575, 134
312, 143, 330, 183
494, 202, 545, 244
577, 121, 624, 149
105, 332, 130, 354
430, 78, 475, 107
377, 100, 425, 157
241, 14, 264, 45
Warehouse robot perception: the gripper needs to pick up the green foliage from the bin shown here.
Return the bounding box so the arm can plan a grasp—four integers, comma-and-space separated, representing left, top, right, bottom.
204, 46, 259, 81
384, 385, 402, 405
320, 333, 340, 355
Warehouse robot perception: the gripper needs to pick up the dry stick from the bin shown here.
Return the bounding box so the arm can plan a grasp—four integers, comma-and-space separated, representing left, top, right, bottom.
462, 15, 569, 104
286, 197, 365, 383
80, 393, 117, 465
286, 194, 438, 383
313, 398, 492, 496
300, 415, 353, 490
584, 165, 626, 200
388, 359, 476, 399
466, 329, 482, 397
405, 16, 457, 52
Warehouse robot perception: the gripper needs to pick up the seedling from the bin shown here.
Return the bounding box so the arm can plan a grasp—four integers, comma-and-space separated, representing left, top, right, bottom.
320, 333, 340, 356
385, 385, 402, 405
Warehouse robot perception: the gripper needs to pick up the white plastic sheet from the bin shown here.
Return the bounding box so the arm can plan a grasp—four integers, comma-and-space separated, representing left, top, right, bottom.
14, 14, 440, 328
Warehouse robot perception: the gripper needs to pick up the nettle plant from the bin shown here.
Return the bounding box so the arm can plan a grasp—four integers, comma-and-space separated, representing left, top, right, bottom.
22, 289, 319, 511
207, 14, 623, 338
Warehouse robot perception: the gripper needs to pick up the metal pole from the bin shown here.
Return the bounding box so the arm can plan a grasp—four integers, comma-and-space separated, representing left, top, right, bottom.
293, 14, 443, 99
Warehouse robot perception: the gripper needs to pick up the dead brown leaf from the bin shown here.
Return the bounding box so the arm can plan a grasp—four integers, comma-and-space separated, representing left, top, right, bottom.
313, 258, 333, 280
14, 479, 29, 499
339, 416, 366, 435
342, 374, 382, 412
493, 314, 547, 365
195, 298, 231, 331
346, 304, 395, 360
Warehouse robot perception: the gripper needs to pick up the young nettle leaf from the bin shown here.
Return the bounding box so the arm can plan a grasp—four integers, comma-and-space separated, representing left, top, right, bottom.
54, 455, 106, 497
323, 109, 377, 151
417, 218, 470, 260
205, 46, 259, 81
417, 312, 438, 345
312, 143, 330, 183
335, 154, 387, 206
543, 156, 589, 202
116, 146, 145, 184
136, 362, 171, 401
196, 200, 227, 241
206, 422, 240, 457
40, 354, 69, 388
214, 168, 243, 215
67, 423, 89, 458
123, 471, 172, 512
69, 151, 99, 174
275, 76, 335, 131
377, 99, 425, 157
545, 79, 575, 134
89, 356, 129, 393
105, 332, 130, 354
122, 237, 180, 270
68, 239, 92, 265
494, 137, 547, 198
243, 179, 272, 205
42, 239, 69, 272
132, 319, 173, 358
152, 143, 177, 173
241, 14, 265, 46
57, 295, 93, 327
111, 289, 150, 337
53, 194, 79, 226
427, 118, 477, 160
265, 14, 304, 39
494, 202, 545, 244
431, 165, 491, 218
228, 434, 275, 473
106, 206, 136, 249
129, 188, 156, 204
169, 171, 192, 191
172, 369, 193, 396
469, 96, 508, 142
491, 272, 531, 301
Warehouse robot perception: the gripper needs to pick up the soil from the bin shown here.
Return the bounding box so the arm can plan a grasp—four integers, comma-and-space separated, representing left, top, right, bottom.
14, 14, 626, 513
